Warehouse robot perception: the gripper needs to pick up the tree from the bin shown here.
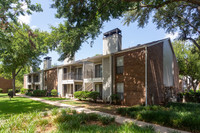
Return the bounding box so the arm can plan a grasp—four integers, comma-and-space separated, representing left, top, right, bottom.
0, 0, 42, 46
50, 0, 200, 60
0, 23, 49, 95
124, 1, 200, 50
173, 41, 200, 92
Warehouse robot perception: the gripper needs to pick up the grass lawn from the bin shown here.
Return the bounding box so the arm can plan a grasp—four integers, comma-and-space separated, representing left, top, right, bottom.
0, 108, 156, 133
0, 93, 156, 132
0, 93, 57, 119
62, 100, 127, 115
40, 97, 70, 101
117, 102, 200, 133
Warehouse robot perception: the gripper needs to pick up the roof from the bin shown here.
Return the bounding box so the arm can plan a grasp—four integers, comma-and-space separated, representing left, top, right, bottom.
44, 56, 52, 60
115, 38, 170, 54
103, 28, 122, 37
25, 38, 171, 75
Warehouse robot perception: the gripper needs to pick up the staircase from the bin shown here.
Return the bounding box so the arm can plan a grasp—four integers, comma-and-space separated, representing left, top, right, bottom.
85, 83, 93, 91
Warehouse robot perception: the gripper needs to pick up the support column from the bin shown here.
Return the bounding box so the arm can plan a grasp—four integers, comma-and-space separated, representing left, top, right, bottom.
73, 83, 75, 95
92, 82, 95, 91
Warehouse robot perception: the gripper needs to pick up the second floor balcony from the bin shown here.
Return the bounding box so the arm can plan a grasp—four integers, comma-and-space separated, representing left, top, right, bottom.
28, 75, 40, 83
63, 72, 83, 80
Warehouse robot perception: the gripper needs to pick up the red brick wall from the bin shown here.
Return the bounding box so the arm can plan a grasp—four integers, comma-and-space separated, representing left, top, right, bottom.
44, 69, 58, 91
147, 43, 164, 105
0, 77, 13, 93
114, 48, 146, 106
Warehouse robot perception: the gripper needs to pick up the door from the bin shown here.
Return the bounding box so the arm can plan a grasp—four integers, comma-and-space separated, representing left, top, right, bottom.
95, 84, 103, 99
63, 84, 67, 96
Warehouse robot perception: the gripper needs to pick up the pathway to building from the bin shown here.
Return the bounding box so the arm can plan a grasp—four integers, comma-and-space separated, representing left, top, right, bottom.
18, 94, 189, 133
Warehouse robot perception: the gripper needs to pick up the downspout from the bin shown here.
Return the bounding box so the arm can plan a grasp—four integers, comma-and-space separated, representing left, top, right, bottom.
145, 46, 148, 106
57, 67, 59, 97
110, 54, 113, 104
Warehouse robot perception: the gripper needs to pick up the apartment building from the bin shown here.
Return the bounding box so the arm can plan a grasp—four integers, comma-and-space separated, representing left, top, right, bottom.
0, 77, 13, 93
24, 28, 179, 106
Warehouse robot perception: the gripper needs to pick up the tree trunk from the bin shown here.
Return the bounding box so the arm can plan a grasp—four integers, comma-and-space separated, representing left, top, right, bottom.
12, 71, 16, 96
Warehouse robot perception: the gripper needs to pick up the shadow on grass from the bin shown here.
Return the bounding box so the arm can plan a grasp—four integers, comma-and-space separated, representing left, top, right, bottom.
41, 97, 70, 101
0, 96, 56, 119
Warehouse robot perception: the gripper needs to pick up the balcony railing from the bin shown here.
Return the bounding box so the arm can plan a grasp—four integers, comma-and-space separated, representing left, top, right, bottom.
33, 77, 40, 82
85, 70, 102, 79
63, 72, 83, 80
28, 78, 31, 83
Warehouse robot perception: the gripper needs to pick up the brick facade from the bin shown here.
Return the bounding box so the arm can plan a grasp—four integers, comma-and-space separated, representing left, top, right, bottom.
0, 77, 13, 93
44, 68, 58, 91
114, 48, 146, 106
147, 43, 164, 105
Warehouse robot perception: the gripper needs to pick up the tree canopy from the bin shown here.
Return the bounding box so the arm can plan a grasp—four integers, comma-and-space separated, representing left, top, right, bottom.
173, 41, 200, 91
0, 23, 49, 94
50, 0, 200, 60
0, 0, 42, 47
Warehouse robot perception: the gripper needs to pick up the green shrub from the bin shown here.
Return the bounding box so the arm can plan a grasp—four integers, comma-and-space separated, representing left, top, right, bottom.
88, 91, 99, 102
8, 89, 13, 92
32, 90, 47, 97
15, 89, 20, 93
20, 88, 28, 94
74, 91, 83, 100
0, 88, 3, 93
180, 91, 200, 103
111, 94, 120, 104
98, 116, 115, 125
87, 113, 99, 121
82, 91, 89, 99
42, 112, 48, 117
39, 119, 49, 126
52, 108, 59, 116
25, 91, 33, 96
117, 104, 200, 132
61, 109, 66, 115
28, 89, 33, 92
51, 89, 57, 96
74, 91, 89, 100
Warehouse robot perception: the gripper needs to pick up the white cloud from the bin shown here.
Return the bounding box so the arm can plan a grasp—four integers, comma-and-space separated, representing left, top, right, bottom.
165, 32, 179, 40
31, 25, 37, 30
18, 14, 31, 25
18, 2, 31, 25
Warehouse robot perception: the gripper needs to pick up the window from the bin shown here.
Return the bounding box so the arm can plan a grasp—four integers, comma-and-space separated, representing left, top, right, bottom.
95, 64, 102, 78
116, 56, 124, 74
36, 85, 40, 90
28, 85, 31, 89
28, 75, 31, 82
75, 68, 82, 80
117, 83, 124, 100
63, 68, 67, 73
34, 75, 39, 82
75, 85, 82, 91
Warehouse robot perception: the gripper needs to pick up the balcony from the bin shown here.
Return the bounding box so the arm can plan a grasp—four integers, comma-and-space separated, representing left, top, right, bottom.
33, 77, 40, 82
63, 72, 83, 80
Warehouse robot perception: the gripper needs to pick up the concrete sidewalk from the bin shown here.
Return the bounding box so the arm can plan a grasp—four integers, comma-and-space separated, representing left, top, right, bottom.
18, 95, 189, 133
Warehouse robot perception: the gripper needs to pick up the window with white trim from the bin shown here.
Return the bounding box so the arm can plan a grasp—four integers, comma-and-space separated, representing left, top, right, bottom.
116, 56, 124, 74
117, 83, 124, 100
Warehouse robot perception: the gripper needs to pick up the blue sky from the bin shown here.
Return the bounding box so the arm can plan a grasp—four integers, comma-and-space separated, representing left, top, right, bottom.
19, 0, 178, 69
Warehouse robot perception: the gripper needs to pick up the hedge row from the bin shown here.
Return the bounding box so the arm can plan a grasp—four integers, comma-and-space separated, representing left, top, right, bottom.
178, 90, 200, 103
74, 91, 100, 102
26, 90, 47, 97
117, 103, 200, 132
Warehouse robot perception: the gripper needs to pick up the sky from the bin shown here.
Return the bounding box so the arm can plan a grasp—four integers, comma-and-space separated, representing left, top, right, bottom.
18, 0, 178, 69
